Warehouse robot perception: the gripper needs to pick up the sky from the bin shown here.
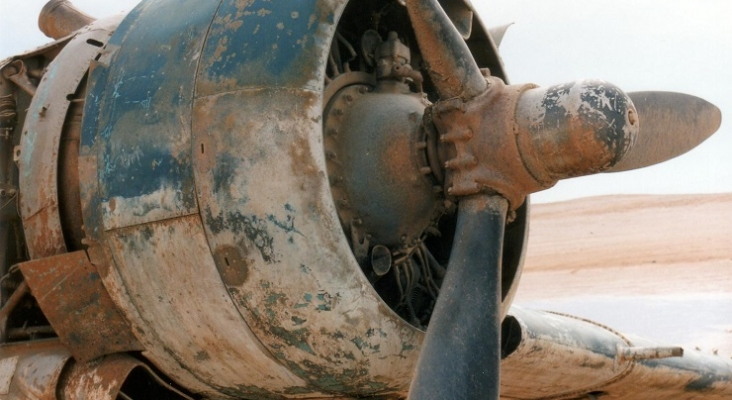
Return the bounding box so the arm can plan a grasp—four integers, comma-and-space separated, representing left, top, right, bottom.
1, 0, 730, 203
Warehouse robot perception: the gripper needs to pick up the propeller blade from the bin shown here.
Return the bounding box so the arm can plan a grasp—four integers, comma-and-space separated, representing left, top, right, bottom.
488, 23, 513, 48
408, 195, 506, 400
608, 91, 722, 172
405, 0, 486, 99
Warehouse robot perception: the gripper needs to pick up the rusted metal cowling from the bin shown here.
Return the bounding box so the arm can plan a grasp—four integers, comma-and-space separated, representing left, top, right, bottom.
39, 0, 96, 40
70, 0, 527, 398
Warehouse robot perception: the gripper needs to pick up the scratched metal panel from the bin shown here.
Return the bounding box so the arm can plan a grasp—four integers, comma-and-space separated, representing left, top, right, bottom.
19, 18, 119, 259
195, 0, 342, 96
192, 87, 422, 396
104, 215, 320, 399
81, 0, 219, 231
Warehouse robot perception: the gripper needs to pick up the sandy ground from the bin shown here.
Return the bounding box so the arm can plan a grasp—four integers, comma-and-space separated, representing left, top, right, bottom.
513, 193, 732, 358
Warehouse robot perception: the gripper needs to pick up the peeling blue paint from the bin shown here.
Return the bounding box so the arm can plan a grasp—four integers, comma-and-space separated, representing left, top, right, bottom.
81, 0, 219, 230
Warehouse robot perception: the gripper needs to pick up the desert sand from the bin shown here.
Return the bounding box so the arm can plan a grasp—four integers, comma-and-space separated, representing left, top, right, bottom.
514, 193, 732, 358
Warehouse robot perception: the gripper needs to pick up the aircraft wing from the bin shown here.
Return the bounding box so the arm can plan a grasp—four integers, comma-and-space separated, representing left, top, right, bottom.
499, 194, 732, 399
500, 306, 732, 399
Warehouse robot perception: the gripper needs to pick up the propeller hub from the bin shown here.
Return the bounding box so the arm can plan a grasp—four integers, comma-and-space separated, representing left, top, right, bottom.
432, 78, 638, 209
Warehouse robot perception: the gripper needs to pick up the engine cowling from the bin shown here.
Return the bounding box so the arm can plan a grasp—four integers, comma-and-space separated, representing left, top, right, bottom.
15, 0, 528, 398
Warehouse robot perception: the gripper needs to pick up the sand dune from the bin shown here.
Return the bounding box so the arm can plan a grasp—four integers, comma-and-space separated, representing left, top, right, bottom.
524, 193, 732, 273
514, 193, 732, 357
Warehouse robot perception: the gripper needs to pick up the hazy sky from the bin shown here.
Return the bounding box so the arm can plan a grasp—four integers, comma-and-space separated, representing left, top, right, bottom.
1, 0, 729, 203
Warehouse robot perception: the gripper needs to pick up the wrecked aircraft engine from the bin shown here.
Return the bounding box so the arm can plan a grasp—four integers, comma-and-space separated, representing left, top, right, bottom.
0, 0, 727, 399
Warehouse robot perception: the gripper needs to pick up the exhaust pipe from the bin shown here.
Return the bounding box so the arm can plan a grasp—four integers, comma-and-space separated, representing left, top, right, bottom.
38, 0, 96, 39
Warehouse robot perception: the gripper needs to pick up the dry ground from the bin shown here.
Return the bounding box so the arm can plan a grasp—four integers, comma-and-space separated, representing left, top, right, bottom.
514, 193, 732, 358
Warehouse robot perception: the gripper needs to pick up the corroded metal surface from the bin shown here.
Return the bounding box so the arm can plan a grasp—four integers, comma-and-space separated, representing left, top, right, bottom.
193, 86, 420, 396
1, 61, 37, 97
0, 339, 70, 400
79, 1, 307, 396
105, 215, 318, 398
74, 1, 523, 397
58, 355, 141, 400
58, 353, 193, 400
0, 283, 29, 342
323, 81, 438, 248
405, 0, 486, 100
431, 78, 637, 210
515, 80, 637, 182
501, 307, 732, 399
501, 307, 634, 398
19, 0, 714, 399
0, 339, 194, 400
82, 1, 204, 232
38, 0, 96, 40
18, 251, 142, 362
19, 16, 120, 260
